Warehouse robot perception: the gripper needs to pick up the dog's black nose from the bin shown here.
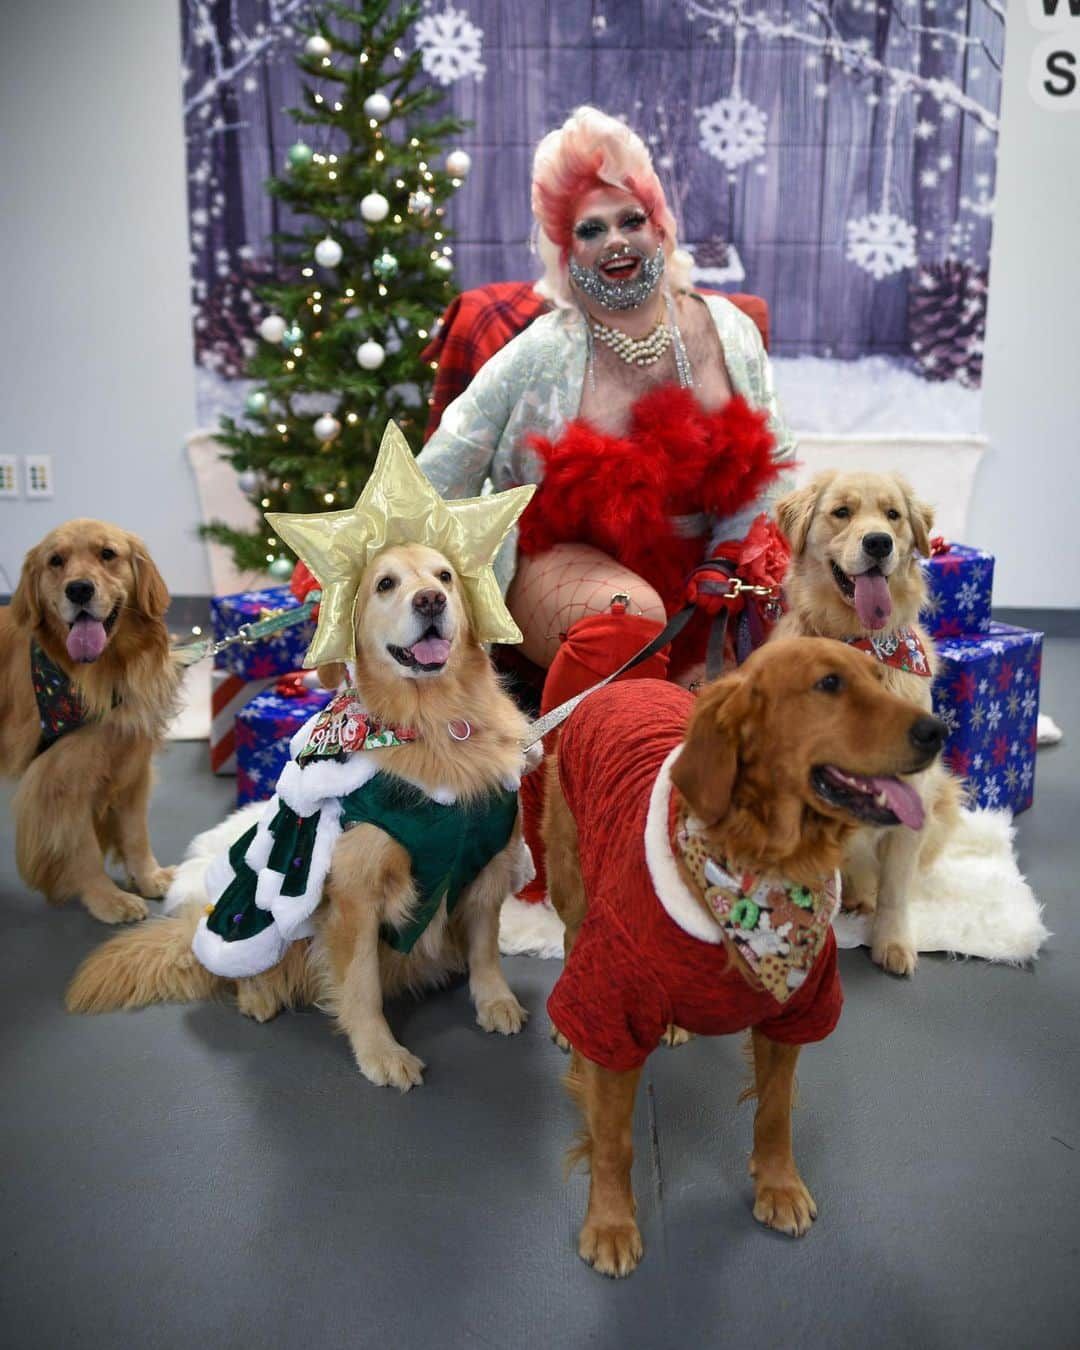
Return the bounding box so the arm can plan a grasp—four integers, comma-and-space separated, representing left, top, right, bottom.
862, 532, 894, 561
909, 715, 946, 756
65, 579, 95, 607
412, 589, 446, 617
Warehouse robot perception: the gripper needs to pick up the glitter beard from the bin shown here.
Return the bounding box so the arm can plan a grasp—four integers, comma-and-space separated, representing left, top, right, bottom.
569, 245, 666, 311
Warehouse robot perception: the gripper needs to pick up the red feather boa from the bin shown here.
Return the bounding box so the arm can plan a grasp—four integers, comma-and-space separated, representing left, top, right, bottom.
518, 385, 780, 611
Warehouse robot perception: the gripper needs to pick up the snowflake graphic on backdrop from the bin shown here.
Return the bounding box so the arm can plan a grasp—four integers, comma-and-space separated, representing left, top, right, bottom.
845, 211, 918, 281
414, 5, 486, 86
695, 96, 768, 170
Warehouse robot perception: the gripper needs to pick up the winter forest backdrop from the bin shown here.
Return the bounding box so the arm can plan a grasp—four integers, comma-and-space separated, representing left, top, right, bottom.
183, 0, 1005, 437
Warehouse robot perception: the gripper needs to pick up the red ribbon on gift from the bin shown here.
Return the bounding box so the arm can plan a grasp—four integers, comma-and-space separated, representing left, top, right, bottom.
930, 536, 951, 557
275, 672, 309, 698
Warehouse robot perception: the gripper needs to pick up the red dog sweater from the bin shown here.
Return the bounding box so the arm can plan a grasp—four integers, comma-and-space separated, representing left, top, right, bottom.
547, 680, 843, 1073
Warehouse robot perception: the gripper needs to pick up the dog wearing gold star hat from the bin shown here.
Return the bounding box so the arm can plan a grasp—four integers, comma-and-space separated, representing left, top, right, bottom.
67, 425, 540, 1092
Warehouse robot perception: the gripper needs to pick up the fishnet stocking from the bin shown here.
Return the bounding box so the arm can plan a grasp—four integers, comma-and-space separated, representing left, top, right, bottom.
507, 542, 666, 669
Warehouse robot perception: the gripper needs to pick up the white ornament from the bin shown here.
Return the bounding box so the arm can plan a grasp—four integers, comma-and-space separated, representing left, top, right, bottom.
414, 6, 486, 86
445, 149, 472, 178
845, 212, 918, 281
305, 34, 331, 59
696, 97, 768, 171
314, 236, 343, 268
363, 92, 391, 121
356, 340, 386, 370
408, 188, 433, 216
360, 192, 389, 223
258, 314, 287, 344
433, 256, 453, 277
313, 414, 341, 443
237, 470, 258, 493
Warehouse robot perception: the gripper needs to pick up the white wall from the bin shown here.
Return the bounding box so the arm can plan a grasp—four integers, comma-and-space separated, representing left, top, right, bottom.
971, 2, 1080, 610
0, 1, 208, 596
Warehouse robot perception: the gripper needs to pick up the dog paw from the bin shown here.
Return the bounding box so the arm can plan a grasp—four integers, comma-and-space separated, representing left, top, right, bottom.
476, 996, 528, 1036
871, 939, 918, 976
579, 1219, 644, 1278
82, 887, 149, 925
550, 1022, 572, 1054
131, 865, 175, 900
752, 1176, 818, 1238
235, 982, 283, 1023
661, 1024, 693, 1048
355, 1042, 426, 1092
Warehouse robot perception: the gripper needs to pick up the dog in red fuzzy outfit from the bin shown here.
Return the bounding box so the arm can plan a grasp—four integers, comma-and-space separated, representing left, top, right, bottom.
544, 637, 945, 1276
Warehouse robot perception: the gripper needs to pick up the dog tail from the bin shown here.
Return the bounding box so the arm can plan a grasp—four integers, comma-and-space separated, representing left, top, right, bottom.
65, 900, 224, 1014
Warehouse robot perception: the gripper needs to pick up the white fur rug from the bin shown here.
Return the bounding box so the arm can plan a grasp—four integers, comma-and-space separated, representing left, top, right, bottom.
164, 804, 1047, 966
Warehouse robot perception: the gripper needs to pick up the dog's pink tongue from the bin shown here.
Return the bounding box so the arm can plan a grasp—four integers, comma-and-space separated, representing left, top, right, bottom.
854, 572, 892, 630
410, 636, 451, 665
871, 776, 925, 830
66, 616, 108, 663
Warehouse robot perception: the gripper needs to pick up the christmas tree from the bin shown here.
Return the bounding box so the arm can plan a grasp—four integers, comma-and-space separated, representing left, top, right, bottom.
201, 0, 470, 576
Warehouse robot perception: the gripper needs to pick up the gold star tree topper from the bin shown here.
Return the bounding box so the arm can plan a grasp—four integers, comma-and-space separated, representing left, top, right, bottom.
266, 422, 536, 667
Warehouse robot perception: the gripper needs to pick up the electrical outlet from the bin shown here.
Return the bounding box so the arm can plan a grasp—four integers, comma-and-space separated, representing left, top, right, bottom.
0, 455, 17, 499
25, 455, 53, 499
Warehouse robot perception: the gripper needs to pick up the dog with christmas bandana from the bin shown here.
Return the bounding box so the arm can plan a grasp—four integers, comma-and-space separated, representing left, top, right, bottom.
544, 637, 945, 1277
772, 470, 964, 976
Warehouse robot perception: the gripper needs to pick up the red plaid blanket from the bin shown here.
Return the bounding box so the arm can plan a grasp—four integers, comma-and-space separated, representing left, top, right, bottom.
420, 283, 769, 441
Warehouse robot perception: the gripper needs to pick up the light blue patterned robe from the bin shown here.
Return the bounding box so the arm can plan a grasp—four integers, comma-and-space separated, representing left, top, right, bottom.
416, 294, 797, 594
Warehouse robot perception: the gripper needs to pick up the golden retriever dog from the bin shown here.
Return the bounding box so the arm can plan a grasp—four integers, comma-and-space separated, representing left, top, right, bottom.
0, 518, 178, 923
772, 470, 964, 976
544, 638, 946, 1277
67, 543, 533, 1091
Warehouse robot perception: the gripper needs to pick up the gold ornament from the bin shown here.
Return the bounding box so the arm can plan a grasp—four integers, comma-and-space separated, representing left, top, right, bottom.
266, 421, 535, 666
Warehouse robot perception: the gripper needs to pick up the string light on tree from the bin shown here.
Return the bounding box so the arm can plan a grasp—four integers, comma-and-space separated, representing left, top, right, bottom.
360, 192, 389, 223
314, 236, 343, 268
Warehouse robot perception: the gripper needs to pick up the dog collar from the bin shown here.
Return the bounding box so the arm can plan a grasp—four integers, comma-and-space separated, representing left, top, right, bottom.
30, 641, 92, 757
670, 799, 839, 1004
297, 686, 419, 766
844, 628, 932, 677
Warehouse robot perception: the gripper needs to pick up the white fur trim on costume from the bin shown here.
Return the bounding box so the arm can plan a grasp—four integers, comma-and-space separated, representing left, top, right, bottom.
643, 747, 723, 946
191, 910, 314, 978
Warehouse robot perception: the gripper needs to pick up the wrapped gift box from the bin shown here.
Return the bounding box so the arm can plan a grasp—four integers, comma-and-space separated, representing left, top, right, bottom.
932, 621, 1042, 815
235, 685, 333, 805
920, 542, 995, 639
210, 585, 315, 680
210, 669, 276, 775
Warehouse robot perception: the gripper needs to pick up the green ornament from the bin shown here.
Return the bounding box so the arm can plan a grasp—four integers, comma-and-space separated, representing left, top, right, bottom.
372, 251, 400, 281
245, 390, 268, 416
282, 324, 304, 347
269, 556, 295, 581
287, 142, 313, 170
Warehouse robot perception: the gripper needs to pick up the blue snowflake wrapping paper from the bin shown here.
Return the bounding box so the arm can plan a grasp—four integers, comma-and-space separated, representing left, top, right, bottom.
210, 586, 315, 679
920, 543, 995, 639
235, 686, 333, 806
932, 622, 1042, 815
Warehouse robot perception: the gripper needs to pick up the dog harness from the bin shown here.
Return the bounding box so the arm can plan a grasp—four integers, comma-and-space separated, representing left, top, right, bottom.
844, 628, 932, 677
193, 689, 526, 979
30, 641, 93, 757
547, 680, 843, 1073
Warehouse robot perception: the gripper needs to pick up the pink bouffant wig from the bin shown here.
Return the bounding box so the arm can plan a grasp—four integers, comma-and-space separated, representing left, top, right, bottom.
531, 106, 691, 308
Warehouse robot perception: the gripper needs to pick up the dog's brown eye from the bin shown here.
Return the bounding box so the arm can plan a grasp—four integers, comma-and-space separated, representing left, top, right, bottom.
437, 569, 452, 584
101, 547, 117, 561
885, 509, 901, 521
376, 575, 396, 593
48, 553, 63, 568
815, 673, 844, 694
831, 506, 851, 520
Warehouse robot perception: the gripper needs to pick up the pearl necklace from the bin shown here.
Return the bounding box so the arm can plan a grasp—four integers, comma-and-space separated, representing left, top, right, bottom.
589, 315, 673, 367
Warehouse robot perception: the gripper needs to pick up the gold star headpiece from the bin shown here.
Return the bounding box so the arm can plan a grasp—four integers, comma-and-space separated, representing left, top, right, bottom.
266, 421, 536, 667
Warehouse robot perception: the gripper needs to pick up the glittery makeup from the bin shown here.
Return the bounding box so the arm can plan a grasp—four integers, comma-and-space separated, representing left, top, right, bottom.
569, 244, 666, 311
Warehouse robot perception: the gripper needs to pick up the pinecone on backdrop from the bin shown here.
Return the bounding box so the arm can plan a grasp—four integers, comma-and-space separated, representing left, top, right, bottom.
193, 256, 284, 379
908, 259, 988, 388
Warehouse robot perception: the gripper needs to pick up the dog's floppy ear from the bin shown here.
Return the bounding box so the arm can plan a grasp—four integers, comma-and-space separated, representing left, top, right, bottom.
895, 475, 934, 557
10, 546, 44, 630
130, 537, 170, 619
316, 662, 347, 689
774, 472, 835, 555
669, 673, 752, 827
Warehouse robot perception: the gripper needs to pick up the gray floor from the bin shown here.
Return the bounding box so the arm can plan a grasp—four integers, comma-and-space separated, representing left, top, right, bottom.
1, 641, 1078, 1350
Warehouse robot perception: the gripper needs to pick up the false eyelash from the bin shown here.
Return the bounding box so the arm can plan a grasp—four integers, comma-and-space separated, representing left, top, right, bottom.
573, 221, 605, 241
